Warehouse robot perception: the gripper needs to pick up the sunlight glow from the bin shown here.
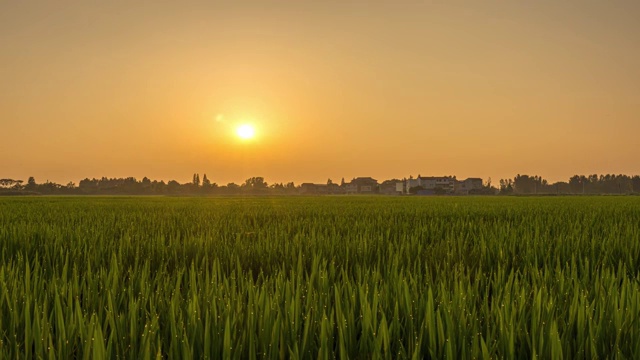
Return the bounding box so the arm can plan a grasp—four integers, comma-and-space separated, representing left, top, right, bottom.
236, 124, 255, 139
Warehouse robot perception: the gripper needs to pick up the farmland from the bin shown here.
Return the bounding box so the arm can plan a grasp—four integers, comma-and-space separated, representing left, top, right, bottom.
1, 196, 640, 358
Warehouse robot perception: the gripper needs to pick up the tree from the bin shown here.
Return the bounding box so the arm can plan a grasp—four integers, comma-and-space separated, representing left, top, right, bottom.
226, 182, 240, 194
167, 180, 181, 194
25, 177, 37, 191
243, 177, 268, 190
569, 175, 581, 194
202, 174, 211, 188
513, 174, 547, 194
285, 182, 296, 194
633, 176, 640, 193
270, 183, 285, 192
499, 179, 513, 195
0, 179, 22, 189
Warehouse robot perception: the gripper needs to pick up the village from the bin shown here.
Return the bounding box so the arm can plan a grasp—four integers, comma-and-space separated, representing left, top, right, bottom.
300, 175, 485, 195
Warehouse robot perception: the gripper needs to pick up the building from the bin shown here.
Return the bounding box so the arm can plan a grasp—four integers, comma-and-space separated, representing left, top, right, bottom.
300, 183, 343, 194
455, 178, 484, 194
406, 175, 457, 194
344, 177, 378, 194
302, 175, 483, 195
300, 183, 325, 194
420, 176, 456, 192
379, 179, 404, 195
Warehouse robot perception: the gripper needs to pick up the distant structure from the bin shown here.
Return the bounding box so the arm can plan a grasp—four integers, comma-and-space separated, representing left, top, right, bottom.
406, 176, 456, 194
300, 182, 342, 195
379, 180, 404, 195
344, 177, 378, 194
301, 177, 381, 195
299, 175, 483, 195
456, 178, 484, 194
404, 175, 483, 195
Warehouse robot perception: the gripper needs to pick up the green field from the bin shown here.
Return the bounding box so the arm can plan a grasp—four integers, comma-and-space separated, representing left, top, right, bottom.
1, 196, 640, 359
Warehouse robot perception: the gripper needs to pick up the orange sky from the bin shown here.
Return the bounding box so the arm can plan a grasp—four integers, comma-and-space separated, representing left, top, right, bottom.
1, 1, 639, 185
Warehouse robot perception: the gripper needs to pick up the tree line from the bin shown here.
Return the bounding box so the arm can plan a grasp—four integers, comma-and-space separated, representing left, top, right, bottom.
1, 173, 640, 195
499, 174, 640, 195
0, 175, 297, 195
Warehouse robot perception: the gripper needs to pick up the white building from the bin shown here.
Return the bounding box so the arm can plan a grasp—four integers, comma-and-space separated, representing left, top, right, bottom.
455, 178, 484, 194
405, 176, 457, 193
404, 175, 483, 194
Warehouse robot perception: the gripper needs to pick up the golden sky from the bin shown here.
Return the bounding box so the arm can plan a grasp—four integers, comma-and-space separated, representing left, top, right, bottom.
1, 1, 639, 185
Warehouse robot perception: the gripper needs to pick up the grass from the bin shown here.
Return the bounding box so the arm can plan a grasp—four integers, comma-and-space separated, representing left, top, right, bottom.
0, 196, 639, 358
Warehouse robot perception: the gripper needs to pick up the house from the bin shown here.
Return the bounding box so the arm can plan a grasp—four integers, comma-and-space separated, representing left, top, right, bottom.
300, 183, 326, 194
344, 177, 378, 194
379, 179, 404, 195
455, 178, 484, 194
406, 175, 457, 194
405, 177, 421, 191
300, 183, 343, 194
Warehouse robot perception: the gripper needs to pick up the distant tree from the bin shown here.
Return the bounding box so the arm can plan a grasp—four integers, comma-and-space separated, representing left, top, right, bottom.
25, 177, 37, 191
499, 179, 514, 195
38, 181, 63, 194
633, 176, 640, 193
270, 183, 285, 192
513, 174, 547, 194
202, 174, 211, 188
0, 179, 21, 189
152, 180, 167, 195
167, 180, 181, 194
340, 178, 345, 186
327, 178, 333, 185
243, 177, 268, 190
569, 175, 587, 194
552, 181, 571, 194
226, 182, 240, 193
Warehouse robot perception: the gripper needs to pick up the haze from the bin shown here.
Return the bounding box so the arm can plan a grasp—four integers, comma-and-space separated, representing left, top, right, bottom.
2, 1, 639, 185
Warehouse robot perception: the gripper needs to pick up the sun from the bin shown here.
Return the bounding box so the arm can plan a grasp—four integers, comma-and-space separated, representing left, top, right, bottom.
236, 124, 255, 139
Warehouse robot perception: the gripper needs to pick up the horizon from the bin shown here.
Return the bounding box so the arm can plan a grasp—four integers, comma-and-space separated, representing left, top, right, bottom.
5, 171, 640, 189
2, 2, 639, 184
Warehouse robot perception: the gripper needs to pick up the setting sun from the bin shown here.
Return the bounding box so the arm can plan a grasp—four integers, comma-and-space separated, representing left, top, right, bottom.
236, 124, 255, 140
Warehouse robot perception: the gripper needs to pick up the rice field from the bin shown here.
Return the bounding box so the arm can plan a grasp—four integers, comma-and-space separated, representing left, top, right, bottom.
1, 196, 639, 359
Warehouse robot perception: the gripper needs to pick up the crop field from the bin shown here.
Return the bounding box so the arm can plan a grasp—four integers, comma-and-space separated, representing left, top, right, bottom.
1, 196, 640, 359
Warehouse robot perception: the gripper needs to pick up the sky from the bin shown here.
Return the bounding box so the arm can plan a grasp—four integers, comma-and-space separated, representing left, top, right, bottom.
1, 1, 639, 185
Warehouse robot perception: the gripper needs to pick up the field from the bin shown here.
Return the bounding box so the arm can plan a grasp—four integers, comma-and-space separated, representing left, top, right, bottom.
1, 196, 640, 359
